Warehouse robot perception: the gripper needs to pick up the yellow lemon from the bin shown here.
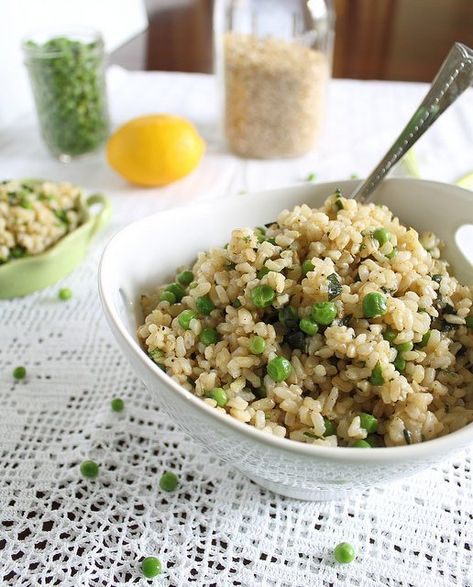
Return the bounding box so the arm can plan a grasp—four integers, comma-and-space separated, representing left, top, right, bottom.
106, 114, 205, 187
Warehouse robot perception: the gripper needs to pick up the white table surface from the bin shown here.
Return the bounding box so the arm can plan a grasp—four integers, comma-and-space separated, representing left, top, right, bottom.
1, 68, 473, 587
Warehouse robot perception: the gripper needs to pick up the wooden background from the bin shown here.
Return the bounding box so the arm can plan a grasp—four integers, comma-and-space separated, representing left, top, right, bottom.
111, 0, 473, 81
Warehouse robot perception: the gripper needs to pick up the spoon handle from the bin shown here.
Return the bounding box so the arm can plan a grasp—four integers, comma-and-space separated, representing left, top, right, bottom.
351, 42, 473, 203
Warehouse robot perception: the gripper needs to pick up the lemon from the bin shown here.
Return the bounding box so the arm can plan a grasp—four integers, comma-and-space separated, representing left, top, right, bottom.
106, 114, 205, 187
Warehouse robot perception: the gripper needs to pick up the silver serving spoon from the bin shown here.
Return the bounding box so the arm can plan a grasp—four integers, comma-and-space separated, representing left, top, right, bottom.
351, 42, 473, 203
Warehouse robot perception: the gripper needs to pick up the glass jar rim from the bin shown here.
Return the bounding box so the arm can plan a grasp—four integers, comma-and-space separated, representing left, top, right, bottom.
22, 25, 104, 58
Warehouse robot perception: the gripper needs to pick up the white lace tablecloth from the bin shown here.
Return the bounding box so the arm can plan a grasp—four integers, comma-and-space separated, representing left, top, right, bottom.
1, 69, 473, 587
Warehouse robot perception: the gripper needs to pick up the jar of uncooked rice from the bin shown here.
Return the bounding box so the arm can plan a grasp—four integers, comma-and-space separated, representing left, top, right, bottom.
214, 0, 334, 159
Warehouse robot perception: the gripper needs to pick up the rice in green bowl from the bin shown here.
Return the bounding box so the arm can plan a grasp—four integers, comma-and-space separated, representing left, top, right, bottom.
138, 192, 473, 447
0, 179, 82, 263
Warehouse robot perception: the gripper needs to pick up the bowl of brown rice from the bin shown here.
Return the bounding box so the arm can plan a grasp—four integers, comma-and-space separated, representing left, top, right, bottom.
0, 179, 111, 298
99, 178, 473, 500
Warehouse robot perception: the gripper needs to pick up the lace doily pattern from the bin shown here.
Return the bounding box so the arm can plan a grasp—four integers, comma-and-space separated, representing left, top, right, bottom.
1, 227, 472, 587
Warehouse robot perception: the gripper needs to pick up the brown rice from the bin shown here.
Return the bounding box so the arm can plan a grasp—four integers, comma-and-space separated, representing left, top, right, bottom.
138, 192, 473, 447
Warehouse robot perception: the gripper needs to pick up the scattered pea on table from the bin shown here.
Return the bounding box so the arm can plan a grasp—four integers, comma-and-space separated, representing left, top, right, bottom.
111, 398, 125, 412
58, 287, 73, 301
13, 366, 27, 380
141, 556, 162, 578
334, 542, 356, 563
80, 460, 99, 479
159, 471, 179, 492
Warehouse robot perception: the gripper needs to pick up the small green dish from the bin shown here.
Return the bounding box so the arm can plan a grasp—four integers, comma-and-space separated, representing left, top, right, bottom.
0, 190, 111, 299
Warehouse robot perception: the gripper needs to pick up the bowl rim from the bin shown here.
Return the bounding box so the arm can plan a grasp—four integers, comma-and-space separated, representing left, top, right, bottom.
98, 177, 473, 463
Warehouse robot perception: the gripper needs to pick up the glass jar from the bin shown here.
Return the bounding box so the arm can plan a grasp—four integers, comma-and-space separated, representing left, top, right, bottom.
214, 0, 334, 159
22, 27, 110, 162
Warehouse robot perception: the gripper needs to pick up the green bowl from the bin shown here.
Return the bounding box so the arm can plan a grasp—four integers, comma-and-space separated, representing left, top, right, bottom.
0, 191, 111, 299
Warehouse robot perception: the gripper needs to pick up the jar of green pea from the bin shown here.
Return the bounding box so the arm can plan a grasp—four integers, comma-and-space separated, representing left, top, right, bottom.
23, 27, 110, 161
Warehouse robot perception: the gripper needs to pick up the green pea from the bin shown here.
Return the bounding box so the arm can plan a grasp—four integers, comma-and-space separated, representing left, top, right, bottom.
196, 295, 215, 315
58, 287, 72, 301
466, 316, 473, 329
233, 299, 242, 308
373, 228, 391, 246
178, 309, 198, 329
177, 270, 194, 286
386, 247, 398, 260
359, 413, 378, 433
311, 301, 337, 325
323, 418, 336, 437
209, 387, 228, 407
278, 306, 299, 329
249, 336, 266, 355
302, 259, 315, 275
394, 355, 406, 372
200, 328, 219, 346
141, 556, 162, 578
395, 341, 413, 354
369, 362, 384, 386
111, 398, 124, 412
159, 471, 179, 492
160, 290, 176, 304
351, 440, 371, 448
13, 366, 26, 380
299, 318, 318, 336
166, 283, 185, 302
80, 460, 99, 479
267, 356, 292, 382
334, 542, 356, 563
251, 285, 276, 308
383, 327, 398, 343
362, 292, 387, 318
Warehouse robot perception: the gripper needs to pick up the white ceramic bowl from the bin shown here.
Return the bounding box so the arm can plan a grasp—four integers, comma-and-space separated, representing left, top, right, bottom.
99, 178, 473, 500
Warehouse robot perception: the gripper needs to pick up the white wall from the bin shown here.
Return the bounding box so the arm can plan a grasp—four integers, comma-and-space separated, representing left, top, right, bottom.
0, 0, 148, 127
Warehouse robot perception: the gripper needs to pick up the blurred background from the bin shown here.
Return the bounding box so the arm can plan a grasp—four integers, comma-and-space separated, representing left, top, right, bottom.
112, 0, 473, 79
